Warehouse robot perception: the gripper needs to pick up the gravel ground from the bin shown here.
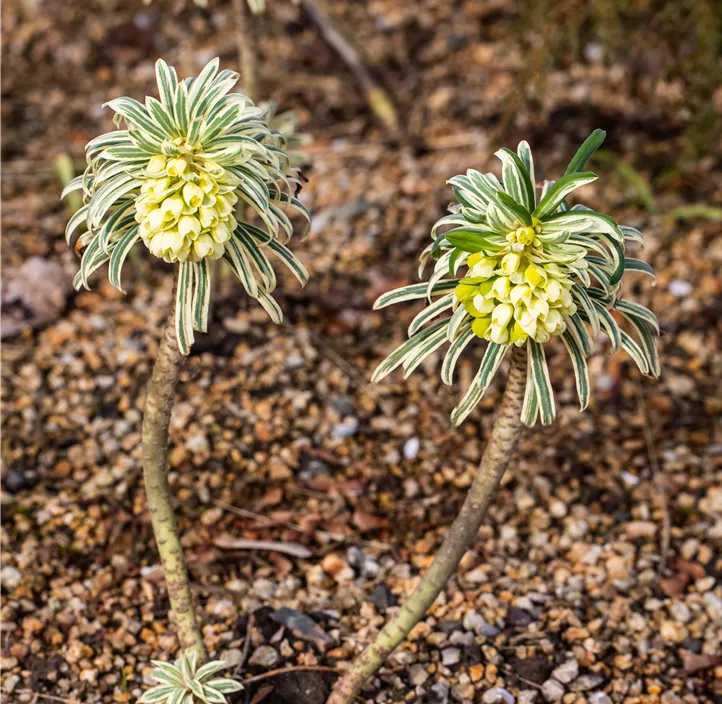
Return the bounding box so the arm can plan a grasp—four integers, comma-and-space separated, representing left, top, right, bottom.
2, 1, 722, 703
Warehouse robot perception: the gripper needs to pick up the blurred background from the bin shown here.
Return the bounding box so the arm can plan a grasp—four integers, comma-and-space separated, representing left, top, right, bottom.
2, 1, 722, 703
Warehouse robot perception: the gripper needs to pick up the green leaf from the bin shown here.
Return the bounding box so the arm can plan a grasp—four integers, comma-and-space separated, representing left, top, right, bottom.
104, 96, 166, 142
591, 300, 621, 351
620, 330, 649, 375
408, 294, 454, 336
192, 259, 212, 333
520, 354, 538, 427
615, 299, 660, 334
441, 325, 474, 385
65, 204, 89, 244
155, 59, 178, 108
528, 340, 555, 425
88, 174, 141, 228
534, 172, 598, 220
564, 129, 606, 175
194, 662, 228, 684
235, 227, 276, 291
187, 679, 206, 703
201, 687, 227, 704
565, 312, 594, 357
224, 237, 259, 298
445, 228, 505, 253
403, 327, 449, 378
372, 320, 448, 382
450, 343, 507, 426
263, 236, 309, 287
150, 662, 184, 687
206, 679, 244, 693
571, 283, 600, 337
256, 289, 283, 323
496, 147, 535, 212
146, 96, 179, 138
139, 685, 177, 704
516, 140, 536, 203
373, 280, 458, 310
623, 258, 656, 281
497, 191, 532, 226
108, 226, 140, 293
561, 331, 590, 411
187, 58, 220, 123
175, 261, 195, 356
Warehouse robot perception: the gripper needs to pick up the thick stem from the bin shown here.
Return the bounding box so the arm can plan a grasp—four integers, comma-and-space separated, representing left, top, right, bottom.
327, 346, 528, 704
142, 273, 208, 663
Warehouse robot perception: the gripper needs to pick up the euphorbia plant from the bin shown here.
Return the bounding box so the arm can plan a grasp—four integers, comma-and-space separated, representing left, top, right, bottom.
63, 58, 310, 675
328, 130, 659, 704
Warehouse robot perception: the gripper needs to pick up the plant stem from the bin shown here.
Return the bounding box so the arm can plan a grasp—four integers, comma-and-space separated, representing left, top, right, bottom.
327, 346, 528, 704
142, 272, 208, 663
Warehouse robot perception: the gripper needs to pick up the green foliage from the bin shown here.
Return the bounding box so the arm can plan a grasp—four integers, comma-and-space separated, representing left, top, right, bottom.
373, 131, 660, 427
62, 58, 310, 355
140, 650, 242, 704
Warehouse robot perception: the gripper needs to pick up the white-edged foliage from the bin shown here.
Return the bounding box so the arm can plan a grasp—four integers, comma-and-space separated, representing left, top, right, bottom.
63, 58, 310, 355
373, 131, 660, 426
140, 649, 243, 704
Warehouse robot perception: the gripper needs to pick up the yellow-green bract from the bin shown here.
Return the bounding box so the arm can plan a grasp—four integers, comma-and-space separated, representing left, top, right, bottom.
372, 131, 660, 427
62, 58, 310, 355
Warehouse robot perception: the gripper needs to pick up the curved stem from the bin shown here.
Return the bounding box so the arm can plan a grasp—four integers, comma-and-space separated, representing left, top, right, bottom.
327, 346, 528, 704
142, 272, 208, 663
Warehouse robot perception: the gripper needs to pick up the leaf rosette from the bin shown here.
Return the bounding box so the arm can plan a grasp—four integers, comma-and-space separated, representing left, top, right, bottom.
373, 131, 660, 426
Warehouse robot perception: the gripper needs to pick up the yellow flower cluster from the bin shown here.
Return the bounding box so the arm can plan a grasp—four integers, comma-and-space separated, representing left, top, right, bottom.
455, 243, 578, 346
135, 155, 239, 263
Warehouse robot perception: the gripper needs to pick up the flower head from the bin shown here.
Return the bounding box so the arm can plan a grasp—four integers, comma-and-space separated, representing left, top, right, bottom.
372, 131, 660, 426
140, 650, 242, 704
63, 58, 311, 354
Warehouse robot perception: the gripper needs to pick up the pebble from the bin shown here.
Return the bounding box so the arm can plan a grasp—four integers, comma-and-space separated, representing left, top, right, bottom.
518, 691, 538, 704
441, 647, 461, 666
463, 611, 486, 633
541, 680, 565, 702
551, 659, 578, 684
248, 645, 279, 668
668, 279, 692, 297
0, 566, 22, 590
330, 418, 358, 438
220, 648, 243, 668
703, 593, 722, 620
572, 674, 605, 692
430, 681, 450, 704
409, 663, 429, 687
660, 620, 688, 643
588, 694, 612, 704
483, 687, 516, 704
403, 437, 420, 459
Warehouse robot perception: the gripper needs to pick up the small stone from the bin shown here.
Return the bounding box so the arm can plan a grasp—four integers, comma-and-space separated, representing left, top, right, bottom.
571, 675, 604, 692
463, 611, 486, 633
252, 578, 276, 600
507, 606, 534, 627
321, 553, 354, 582
450, 630, 475, 646
703, 593, 722, 620
588, 693, 612, 704
541, 680, 565, 702
372, 583, 396, 611
248, 645, 279, 668
0, 566, 21, 590
668, 280, 692, 297
660, 620, 688, 643
452, 682, 475, 701
186, 434, 210, 453
430, 681, 450, 704
442, 647, 461, 666
403, 437, 420, 460
331, 418, 358, 439
551, 659, 578, 684
409, 663, 429, 687
3, 675, 20, 693
669, 602, 691, 623
221, 648, 243, 670
624, 521, 657, 538
484, 687, 516, 704
200, 507, 223, 526
549, 500, 567, 518
518, 691, 538, 704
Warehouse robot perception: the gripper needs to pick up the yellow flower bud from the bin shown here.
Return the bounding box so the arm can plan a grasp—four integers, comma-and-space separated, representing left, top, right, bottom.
160, 195, 184, 223
166, 158, 188, 178
199, 206, 219, 229
491, 276, 511, 301
199, 172, 219, 194
147, 155, 167, 175
469, 257, 496, 280
182, 182, 204, 209
524, 263, 548, 288
489, 324, 509, 344
517, 226, 536, 245
501, 252, 521, 275
193, 233, 215, 259
178, 215, 202, 240
510, 284, 531, 306
509, 322, 528, 346
491, 302, 513, 328
212, 222, 231, 244
527, 296, 550, 319
545, 278, 563, 302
